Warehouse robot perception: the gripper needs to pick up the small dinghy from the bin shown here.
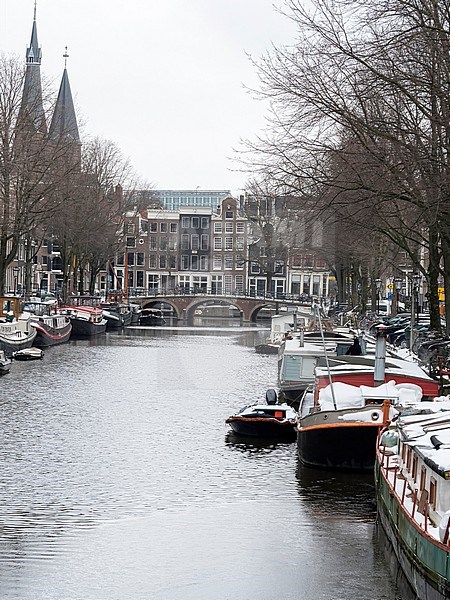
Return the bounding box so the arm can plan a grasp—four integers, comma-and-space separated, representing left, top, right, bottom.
13, 347, 44, 361
225, 389, 297, 440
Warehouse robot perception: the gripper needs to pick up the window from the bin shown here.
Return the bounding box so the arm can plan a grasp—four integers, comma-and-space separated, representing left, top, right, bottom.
191, 234, 199, 250
159, 237, 168, 251
136, 253, 144, 266
181, 234, 189, 250
170, 223, 178, 233
236, 237, 244, 250
192, 217, 200, 229
235, 275, 244, 293
214, 222, 222, 233
126, 237, 136, 248
224, 255, 233, 270
406, 446, 412, 471
430, 477, 437, 509
213, 255, 222, 270
126, 223, 135, 234
201, 234, 209, 250
259, 246, 266, 257
127, 253, 135, 266
149, 255, 157, 268
181, 255, 189, 270
136, 271, 144, 287
236, 222, 245, 233
191, 255, 199, 270
169, 256, 177, 269
236, 257, 244, 270
420, 466, 426, 491
169, 236, 177, 251
160, 222, 168, 233
200, 256, 208, 270
251, 262, 260, 274
181, 217, 190, 228
159, 255, 167, 269
150, 222, 158, 233
201, 217, 209, 229
225, 211, 234, 219
412, 455, 418, 482
225, 222, 233, 233
214, 237, 222, 250
225, 237, 233, 250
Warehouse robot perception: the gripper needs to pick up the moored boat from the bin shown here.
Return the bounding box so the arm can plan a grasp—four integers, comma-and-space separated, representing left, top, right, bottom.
61, 296, 107, 338
0, 350, 12, 374
13, 347, 44, 361
375, 400, 450, 599
226, 389, 297, 440
297, 329, 440, 471
23, 299, 72, 347
139, 308, 166, 326
0, 297, 37, 356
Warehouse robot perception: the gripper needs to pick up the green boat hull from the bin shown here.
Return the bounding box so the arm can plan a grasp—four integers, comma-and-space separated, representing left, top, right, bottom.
375, 460, 450, 600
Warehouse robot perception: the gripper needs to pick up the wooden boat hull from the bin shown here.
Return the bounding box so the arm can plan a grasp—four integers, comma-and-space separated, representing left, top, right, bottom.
297, 407, 383, 470
375, 459, 450, 600
226, 416, 296, 440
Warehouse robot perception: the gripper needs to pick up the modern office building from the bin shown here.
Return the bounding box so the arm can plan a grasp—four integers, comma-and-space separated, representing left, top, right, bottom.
154, 190, 231, 211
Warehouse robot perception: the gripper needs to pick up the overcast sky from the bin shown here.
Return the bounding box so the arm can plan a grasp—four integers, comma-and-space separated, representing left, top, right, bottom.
0, 0, 297, 194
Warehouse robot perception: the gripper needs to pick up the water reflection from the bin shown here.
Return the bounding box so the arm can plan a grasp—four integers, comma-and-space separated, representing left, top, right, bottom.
224, 431, 295, 454
295, 458, 377, 521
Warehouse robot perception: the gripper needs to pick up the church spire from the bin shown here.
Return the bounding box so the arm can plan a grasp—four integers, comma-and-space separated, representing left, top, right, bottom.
21, 1, 47, 133
49, 49, 80, 145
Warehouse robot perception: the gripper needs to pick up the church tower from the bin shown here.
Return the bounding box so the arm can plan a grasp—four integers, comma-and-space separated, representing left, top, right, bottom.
21, 1, 47, 134
49, 49, 81, 165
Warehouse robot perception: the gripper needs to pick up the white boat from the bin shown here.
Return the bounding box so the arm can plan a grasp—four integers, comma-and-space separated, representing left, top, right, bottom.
13, 347, 44, 361
0, 297, 37, 356
375, 398, 450, 599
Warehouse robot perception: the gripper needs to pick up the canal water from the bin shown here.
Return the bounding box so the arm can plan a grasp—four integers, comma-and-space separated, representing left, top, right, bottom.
0, 325, 413, 600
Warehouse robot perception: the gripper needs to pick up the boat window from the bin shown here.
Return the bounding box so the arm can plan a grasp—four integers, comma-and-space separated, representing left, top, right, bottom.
420, 466, 426, 491
283, 356, 301, 381
406, 446, 412, 471
302, 358, 316, 379
412, 455, 418, 482
430, 477, 437, 510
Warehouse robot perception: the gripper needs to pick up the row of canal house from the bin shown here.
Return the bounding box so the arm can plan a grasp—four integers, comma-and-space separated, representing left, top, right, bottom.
97, 195, 332, 299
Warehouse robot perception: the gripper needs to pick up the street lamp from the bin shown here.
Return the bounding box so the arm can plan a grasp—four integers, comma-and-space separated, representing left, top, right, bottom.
392, 277, 403, 316
375, 278, 382, 313
413, 273, 421, 324
13, 266, 20, 296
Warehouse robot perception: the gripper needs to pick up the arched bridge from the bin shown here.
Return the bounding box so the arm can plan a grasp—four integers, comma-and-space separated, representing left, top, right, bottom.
129, 290, 306, 322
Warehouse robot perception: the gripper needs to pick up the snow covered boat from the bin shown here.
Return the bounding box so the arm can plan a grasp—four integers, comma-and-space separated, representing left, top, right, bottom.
61, 296, 107, 338
375, 400, 450, 599
0, 297, 37, 356
13, 347, 44, 361
296, 331, 439, 471
226, 389, 297, 440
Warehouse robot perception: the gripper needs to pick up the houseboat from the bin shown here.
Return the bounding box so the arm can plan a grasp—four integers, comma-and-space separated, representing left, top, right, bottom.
375, 401, 450, 599
61, 296, 107, 338
0, 297, 37, 356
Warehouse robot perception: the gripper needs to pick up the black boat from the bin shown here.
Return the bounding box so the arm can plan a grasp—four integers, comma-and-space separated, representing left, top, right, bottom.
139, 308, 166, 326
225, 389, 297, 439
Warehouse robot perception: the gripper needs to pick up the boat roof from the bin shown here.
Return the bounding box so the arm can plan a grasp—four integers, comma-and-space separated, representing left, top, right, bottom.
316, 355, 433, 382
399, 403, 450, 474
